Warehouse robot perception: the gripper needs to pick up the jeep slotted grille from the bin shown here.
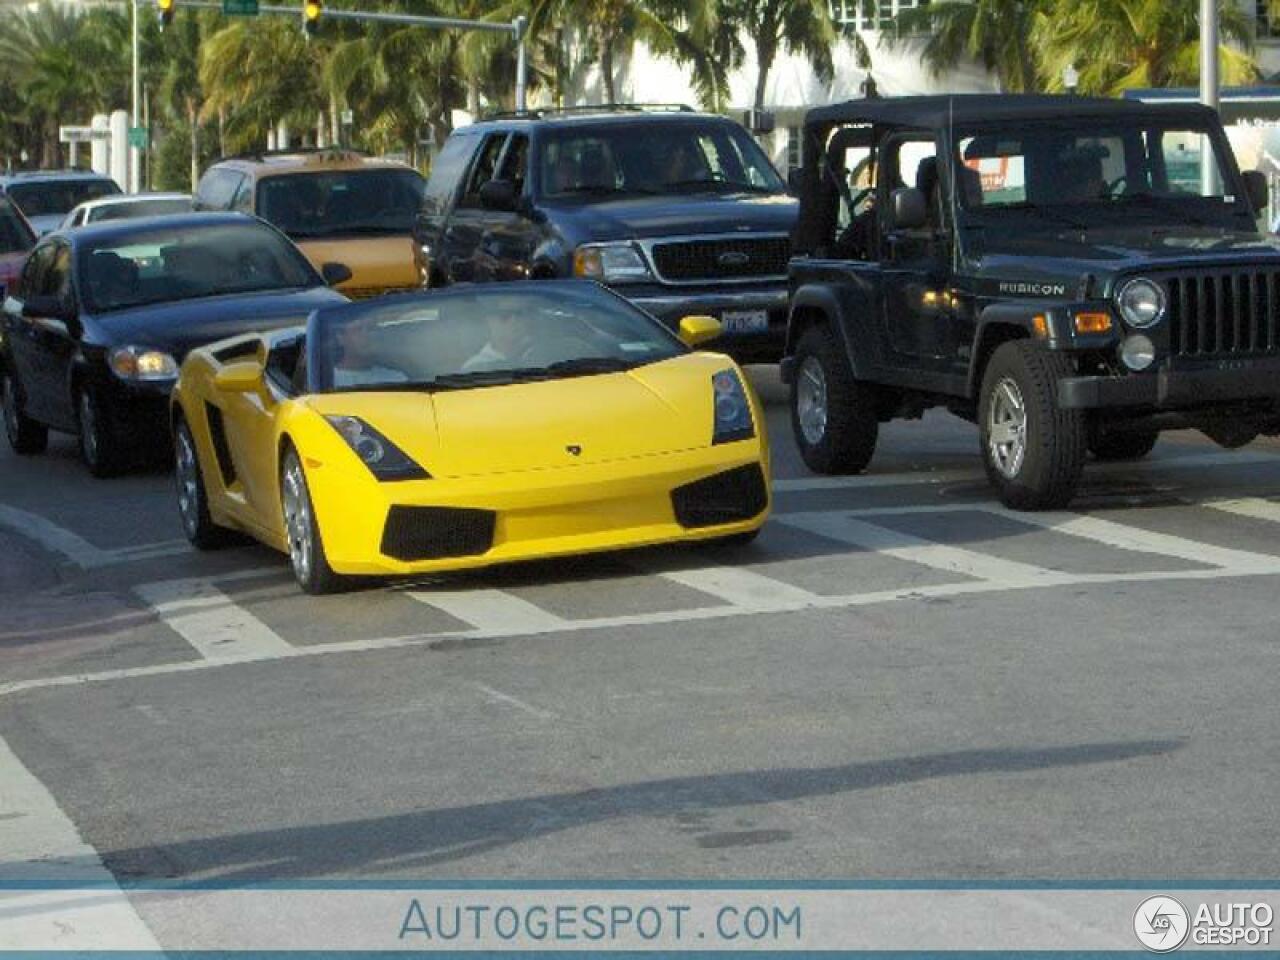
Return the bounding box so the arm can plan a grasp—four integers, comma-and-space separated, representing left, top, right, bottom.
1165, 270, 1280, 358
649, 236, 790, 283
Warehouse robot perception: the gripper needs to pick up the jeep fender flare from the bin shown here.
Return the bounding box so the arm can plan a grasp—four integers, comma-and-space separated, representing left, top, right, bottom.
784, 284, 870, 381
968, 302, 1051, 399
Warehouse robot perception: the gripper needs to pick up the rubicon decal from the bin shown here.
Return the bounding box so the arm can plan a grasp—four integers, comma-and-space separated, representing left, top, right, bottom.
996, 280, 1069, 297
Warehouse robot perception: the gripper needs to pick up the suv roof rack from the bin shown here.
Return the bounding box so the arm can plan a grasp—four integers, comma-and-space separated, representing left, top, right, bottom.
482, 103, 696, 121
221, 146, 370, 163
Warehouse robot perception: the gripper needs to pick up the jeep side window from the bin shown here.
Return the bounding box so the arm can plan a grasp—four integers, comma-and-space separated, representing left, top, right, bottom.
878, 134, 942, 260
458, 133, 509, 209
822, 123, 876, 260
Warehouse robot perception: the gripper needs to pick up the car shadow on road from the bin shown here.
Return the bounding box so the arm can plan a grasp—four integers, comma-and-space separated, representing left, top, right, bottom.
94, 737, 1184, 884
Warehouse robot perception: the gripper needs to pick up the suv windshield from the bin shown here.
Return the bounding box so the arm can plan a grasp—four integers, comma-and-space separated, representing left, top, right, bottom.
257, 169, 425, 239
956, 119, 1243, 225
539, 120, 785, 198
314, 284, 682, 392
6, 178, 120, 217
80, 222, 319, 313
0, 198, 34, 254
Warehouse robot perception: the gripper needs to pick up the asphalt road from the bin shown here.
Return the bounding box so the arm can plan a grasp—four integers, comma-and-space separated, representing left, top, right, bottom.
3, 366, 1280, 921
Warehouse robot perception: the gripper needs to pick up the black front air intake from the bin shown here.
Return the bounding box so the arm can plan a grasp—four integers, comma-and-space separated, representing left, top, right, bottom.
671, 463, 768, 529
380, 506, 496, 562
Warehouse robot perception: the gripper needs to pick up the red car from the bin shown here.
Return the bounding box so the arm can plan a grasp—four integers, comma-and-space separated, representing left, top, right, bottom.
0, 197, 35, 301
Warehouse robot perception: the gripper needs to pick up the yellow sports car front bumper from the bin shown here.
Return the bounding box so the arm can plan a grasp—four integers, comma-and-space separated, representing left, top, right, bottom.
305, 442, 770, 576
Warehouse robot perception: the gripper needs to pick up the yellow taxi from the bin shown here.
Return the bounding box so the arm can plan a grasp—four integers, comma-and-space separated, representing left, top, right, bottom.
193, 149, 425, 298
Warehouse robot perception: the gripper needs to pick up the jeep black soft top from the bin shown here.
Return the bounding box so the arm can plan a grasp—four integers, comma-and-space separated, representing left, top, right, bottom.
783, 94, 1279, 509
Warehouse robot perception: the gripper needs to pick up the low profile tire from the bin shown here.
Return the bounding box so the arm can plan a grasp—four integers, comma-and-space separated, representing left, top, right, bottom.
76, 386, 125, 478
174, 418, 234, 550
280, 446, 346, 595
1088, 426, 1158, 462
1, 367, 47, 455
979, 340, 1086, 511
790, 324, 878, 475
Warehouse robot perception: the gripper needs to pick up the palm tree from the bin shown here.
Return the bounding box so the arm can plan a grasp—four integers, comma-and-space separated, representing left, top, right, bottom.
159, 11, 208, 189
529, 0, 713, 105
892, 0, 1049, 93
716, 0, 841, 113
1037, 0, 1256, 94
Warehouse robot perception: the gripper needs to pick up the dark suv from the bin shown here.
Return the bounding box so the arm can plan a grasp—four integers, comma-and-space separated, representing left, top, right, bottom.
784, 94, 1280, 509
0, 170, 121, 236
414, 106, 797, 361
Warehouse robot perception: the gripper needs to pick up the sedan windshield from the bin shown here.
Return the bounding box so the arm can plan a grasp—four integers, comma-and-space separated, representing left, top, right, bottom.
955, 119, 1244, 225
257, 169, 425, 238
7, 178, 120, 217
0, 199, 34, 254
313, 283, 683, 393
80, 222, 319, 313
539, 121, 785, 198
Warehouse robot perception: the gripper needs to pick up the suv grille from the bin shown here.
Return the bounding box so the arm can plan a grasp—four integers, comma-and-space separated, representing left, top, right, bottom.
1165, 270, 1280, 358
649, 236, 790, 283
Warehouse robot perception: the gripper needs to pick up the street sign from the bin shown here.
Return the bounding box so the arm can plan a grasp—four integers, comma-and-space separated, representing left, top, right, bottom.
127, 126, 148, 149
222, 0, 259, 15
58, 126, 111, 144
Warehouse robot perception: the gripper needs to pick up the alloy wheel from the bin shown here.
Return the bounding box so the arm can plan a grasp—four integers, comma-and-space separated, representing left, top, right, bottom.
174, 426, 200, 537
282, 458, 313, 585
987, 376, 1028, 480
796, 355, 829, 446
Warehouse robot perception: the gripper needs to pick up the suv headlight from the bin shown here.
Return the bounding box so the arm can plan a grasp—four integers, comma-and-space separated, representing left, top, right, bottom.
108, 346, 178, 382
1116, 277, 1166, 328
711, 368, 755, 444
324, 415, 429, 481
573, 243, 651, 282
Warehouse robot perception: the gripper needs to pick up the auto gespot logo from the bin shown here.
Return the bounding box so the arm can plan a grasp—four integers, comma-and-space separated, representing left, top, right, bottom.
1134, 895, 1274, 951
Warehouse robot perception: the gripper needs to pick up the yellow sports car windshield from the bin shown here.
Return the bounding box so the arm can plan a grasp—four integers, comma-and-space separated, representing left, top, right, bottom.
310, 284, 686, 393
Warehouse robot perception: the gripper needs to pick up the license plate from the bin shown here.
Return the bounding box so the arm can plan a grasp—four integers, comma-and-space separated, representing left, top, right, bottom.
720, 309, 768, 334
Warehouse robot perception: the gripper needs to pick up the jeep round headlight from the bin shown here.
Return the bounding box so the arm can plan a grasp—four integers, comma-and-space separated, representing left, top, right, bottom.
1116, 278, 1166, 329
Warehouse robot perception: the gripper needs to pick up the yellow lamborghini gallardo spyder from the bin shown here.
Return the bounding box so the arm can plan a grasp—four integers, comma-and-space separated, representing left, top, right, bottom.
171, 281, 771, 593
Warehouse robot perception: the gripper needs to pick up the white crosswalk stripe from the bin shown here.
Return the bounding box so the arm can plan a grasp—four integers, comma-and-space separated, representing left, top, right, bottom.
135, 579, 295, 661
650, 564, 822, 609
1204, 497, 1280, 524
778, 511, 1065, 585
407, 587, 570, 632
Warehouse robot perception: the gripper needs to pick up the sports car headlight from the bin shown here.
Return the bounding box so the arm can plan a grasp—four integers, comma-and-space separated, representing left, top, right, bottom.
108, 346, 178, 382
1116, 277, 1166, 329
573, 243, 651, 282
711, 368, 754, 445
324, 415, 430, 481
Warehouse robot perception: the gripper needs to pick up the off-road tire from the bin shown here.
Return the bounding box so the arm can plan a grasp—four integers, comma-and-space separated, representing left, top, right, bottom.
1, 367, 48, 455
790, 324, 878, 475
979, 340, 1086, 510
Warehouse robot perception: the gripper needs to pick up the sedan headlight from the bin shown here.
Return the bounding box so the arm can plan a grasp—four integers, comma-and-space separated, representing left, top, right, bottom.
711, 368, 755, 444
1116, 277, 1166, 328
573, 243, 651, 282
324, 415, 429, 481
108, 346, 178, 382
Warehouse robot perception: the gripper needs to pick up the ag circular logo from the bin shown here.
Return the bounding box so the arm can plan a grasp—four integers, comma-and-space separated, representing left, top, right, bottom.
1134, 896, 1190, 952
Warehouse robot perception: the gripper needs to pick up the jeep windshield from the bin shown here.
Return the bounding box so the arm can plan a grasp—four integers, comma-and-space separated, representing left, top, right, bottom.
538, 121, 785, 199
256, 169, 425, 239
955, 119, 1248, 229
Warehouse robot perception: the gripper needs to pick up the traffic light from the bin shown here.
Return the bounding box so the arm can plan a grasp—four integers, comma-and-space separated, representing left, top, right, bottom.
302, 0, 321, 37
157, 0, 174, 30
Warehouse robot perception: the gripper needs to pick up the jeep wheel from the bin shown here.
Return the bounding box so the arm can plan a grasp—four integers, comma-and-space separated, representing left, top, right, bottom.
979, 341, 1086, 510
790, 325, 878, 475
1088, 426, 1158, 462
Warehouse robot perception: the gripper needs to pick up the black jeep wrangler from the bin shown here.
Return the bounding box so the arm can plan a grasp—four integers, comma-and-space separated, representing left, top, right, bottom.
782, 94, 1278, 509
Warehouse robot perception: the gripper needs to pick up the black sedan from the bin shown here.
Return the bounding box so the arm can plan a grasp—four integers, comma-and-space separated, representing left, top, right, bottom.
0, 212, 350, 475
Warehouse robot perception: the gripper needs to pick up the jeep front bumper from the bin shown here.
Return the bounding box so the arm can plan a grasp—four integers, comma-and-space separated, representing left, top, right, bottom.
1059, 359, 1280, 409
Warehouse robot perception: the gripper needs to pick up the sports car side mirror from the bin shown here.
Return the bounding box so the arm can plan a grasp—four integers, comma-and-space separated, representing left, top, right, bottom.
321, 262, 353, 287
214, 360, 264, 393
678, 315, 721, 348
